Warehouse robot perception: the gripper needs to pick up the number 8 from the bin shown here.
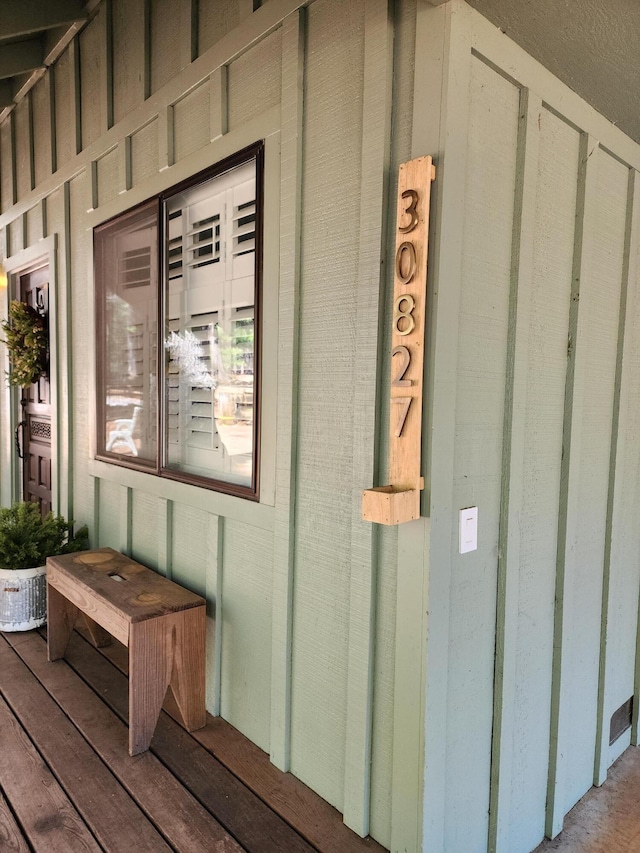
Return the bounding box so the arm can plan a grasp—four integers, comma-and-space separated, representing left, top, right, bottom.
393, 294, 415, 336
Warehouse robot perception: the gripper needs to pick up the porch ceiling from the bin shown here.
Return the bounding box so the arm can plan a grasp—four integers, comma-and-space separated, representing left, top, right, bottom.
466, 0, 640, 145
0, 0, 88, 112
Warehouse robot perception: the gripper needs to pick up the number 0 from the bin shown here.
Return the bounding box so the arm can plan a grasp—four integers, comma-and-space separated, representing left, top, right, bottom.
395, 241, 417, 285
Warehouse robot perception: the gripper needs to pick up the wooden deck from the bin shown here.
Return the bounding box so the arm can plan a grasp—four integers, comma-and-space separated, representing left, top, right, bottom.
0, 628, 386, 853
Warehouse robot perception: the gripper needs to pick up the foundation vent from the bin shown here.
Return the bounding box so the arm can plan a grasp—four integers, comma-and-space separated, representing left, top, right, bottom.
610, 697, 633, 745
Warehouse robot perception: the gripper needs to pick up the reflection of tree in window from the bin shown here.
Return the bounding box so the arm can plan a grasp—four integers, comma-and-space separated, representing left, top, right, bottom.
215, 315, 254, 377
106, 294, 144, 388
164, 330, 215, 389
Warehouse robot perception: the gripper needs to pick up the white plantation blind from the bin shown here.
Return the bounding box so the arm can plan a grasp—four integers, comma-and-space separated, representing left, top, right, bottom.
164, 159, 257, 487
166, 313, 218, 455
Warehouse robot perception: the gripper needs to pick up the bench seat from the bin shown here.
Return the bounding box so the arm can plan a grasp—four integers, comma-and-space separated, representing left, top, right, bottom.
46, 548, 206, 755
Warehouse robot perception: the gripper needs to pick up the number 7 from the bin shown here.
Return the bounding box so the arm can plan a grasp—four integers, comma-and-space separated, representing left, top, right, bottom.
393, 397, 412, 437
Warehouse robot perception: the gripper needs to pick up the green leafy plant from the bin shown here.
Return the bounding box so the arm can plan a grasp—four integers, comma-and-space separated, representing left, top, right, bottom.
1, 300, 48, 387
0, 502, 89, 570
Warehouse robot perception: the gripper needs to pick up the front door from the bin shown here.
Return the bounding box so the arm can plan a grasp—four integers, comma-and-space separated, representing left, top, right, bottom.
18, 266, 52, 515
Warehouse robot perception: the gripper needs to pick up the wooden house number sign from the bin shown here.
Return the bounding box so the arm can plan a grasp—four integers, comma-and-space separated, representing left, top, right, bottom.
362, 155, 435, 525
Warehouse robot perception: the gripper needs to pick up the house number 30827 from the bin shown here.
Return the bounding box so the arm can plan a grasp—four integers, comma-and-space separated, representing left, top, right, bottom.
362, 155, 435, 526
392, 189, 420, 436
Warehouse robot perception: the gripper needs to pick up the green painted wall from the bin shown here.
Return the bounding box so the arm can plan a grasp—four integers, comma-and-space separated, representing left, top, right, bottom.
0, 0, 419, 848
420, 3, 640, 852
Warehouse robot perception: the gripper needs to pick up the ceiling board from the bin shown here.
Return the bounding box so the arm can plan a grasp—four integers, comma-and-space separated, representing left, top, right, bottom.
467, 0, 640, 143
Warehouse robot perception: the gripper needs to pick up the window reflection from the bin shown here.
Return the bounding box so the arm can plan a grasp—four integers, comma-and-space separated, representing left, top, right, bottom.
96, 203, 157, 464
163, 159, 257, 488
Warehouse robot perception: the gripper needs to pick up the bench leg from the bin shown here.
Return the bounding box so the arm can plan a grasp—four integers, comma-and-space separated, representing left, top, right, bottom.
169, 607, 206, 732
81, 613, 112, 649
47, 583, 78, 662
128, 608, 207, 755
128, 618, 173, 756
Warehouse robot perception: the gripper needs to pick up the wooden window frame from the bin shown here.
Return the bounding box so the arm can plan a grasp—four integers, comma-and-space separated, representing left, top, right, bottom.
94, 141, 264, 501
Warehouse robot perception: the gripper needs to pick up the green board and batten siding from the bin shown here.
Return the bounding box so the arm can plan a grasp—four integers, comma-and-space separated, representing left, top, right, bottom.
418, 3, 640, 852
0, 1, 415, 849
3, 0, 640, 850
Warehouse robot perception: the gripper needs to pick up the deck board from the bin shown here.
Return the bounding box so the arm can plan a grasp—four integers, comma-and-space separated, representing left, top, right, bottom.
0, 629, 387, 853
0, 692, 101, 853
0, 637, 172, 853
2, 631, 241, 853
60, 629, 317, 853
76, 625, 387, 853
0, 789, 29, 853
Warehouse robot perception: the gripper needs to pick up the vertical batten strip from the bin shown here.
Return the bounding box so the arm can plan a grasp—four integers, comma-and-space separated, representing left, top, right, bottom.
205, 514, 223, 715
47, 235, 61, 515
28, 92, 35, 192
123, 138, 132, 192
90, 160, 99, 210
546, 135, 599, 839
190, 0, 199, 62
159, 105, 175, 171
119, 485, 133, 555
210, 66, 228, 142
143, 0, 152, 101
408, 4, 471, 852
212, 515, 224, 716
594, 168, 639, 781
270, 7, 305, 772
105, 0, 114, 130
488, 88, 541, 853
9, 113, 17, 205
343, 0, 394, 837
2, 262, 18, 507
62, 181, 73, 521
92, 476, 100, 547
157, 497, 173, 577
48, 70, 57, 175
71, 38, 82, 155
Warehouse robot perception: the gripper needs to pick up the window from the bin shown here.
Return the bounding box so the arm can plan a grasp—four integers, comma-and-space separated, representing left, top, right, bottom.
95, 143, 263, 498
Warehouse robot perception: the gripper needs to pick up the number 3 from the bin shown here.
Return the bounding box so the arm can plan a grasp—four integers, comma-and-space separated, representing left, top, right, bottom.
398, 189, 419, 233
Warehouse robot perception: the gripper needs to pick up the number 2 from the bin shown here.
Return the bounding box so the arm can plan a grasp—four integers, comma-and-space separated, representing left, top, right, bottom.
391, 345, 411, 386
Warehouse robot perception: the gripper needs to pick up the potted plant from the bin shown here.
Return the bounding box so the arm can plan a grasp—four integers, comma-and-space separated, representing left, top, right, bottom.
0, 502, 89, 631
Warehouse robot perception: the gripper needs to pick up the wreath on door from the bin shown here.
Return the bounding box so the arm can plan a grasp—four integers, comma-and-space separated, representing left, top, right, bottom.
1, 300, 48, 387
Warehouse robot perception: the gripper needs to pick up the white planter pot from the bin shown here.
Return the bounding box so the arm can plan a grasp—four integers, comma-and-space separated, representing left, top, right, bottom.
0, 565, 47, 632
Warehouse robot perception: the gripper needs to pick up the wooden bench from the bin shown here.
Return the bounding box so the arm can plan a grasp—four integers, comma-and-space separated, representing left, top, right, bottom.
46, 547, 207, 756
